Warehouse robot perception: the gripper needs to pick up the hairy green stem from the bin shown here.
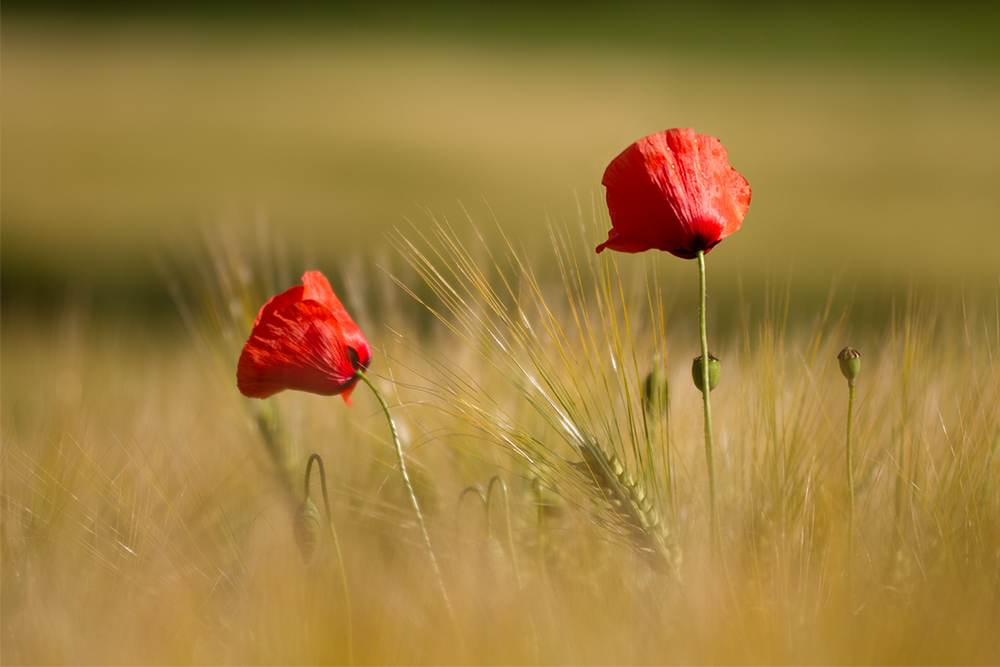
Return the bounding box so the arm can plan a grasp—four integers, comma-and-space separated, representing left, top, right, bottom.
304, 454, 353, 664
697, 250, 721, 554
846, 380, 856, 599
355, 371, 455, 622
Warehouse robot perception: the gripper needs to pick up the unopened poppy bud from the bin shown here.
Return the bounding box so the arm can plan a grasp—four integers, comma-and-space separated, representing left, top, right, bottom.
691, 353, 721, 393
838, 346, 861, 385
293, 498, 323, 564
642, 367, 669, 416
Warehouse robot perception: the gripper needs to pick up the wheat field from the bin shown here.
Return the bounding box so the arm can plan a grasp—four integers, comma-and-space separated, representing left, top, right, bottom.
3, 215, 998, 664
3, 7, 1000, 664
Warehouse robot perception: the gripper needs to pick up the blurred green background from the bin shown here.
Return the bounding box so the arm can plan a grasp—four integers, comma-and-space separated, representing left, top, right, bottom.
3, 2, 999, 319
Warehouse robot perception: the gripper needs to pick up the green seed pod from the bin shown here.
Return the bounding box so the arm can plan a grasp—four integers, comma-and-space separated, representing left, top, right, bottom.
293, 498, 323, 564
642, 367, 669, 417
838, 346, 861, 385
691, 353, 721, 393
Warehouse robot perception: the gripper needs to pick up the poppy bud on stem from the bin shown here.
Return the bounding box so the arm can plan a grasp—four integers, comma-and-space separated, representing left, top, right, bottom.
301, 453, 353, 664
691, 353, 721, 393
643, 366, 668, 417
293, 498, 322, 564
837, 346, 861, 601
596, 128, 749, 562
696, 250, 722, 556
354, 370, 457, 629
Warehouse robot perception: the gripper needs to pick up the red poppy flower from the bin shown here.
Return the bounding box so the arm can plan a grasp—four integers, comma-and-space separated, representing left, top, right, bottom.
596, 128, 751, 258
237, 271, 372, 404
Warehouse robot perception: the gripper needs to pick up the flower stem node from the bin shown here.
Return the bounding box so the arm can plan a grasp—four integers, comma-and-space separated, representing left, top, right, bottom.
838, 346, 861, 386
293, 498, 323, 564
692, 353, 721, 393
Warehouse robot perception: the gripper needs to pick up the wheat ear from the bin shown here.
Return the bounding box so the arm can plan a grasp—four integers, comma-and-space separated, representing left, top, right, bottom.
575, 440, 680, 577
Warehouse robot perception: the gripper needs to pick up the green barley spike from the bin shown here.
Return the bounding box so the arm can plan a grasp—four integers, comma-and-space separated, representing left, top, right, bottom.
575, 440, 680, 577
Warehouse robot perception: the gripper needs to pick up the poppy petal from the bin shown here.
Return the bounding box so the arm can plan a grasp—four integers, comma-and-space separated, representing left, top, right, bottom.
301, 270, 346, 314
237, 272, 372, 401
251, 285, 306, 329
598, 128, 750, 259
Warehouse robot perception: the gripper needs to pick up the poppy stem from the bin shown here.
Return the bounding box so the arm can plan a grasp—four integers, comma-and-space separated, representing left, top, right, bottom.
354, 370, 457, 626
837, 346, 860, 609
696, 250, 721, 556
487, 474, 523, 589
845, 379, 856, 602
304, 454, 353, 664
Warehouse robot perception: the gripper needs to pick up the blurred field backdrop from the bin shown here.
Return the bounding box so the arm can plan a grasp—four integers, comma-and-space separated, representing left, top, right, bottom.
3, 2, 1000, 665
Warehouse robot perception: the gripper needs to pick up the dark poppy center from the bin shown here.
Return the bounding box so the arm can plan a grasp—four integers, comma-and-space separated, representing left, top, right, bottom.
671, 234, 719, 259
688, 233, 712, 252
347, 346, 369, 373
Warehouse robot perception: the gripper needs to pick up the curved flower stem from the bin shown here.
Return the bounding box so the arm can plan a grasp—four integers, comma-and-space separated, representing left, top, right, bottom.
304, 454, 353, 664
488, 474, 539, 659
532, 478, 551, 588
845, 380, 856, 601
355, 371, 456, 624
487, 475, 523, 589
697, 250, 721, 556
456, 486, 488, 558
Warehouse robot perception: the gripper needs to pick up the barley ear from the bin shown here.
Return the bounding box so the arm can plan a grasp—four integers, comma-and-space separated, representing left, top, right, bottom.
575, 440, 680, 577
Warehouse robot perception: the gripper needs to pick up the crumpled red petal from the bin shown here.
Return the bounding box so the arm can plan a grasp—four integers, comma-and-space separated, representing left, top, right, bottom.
597, 128, 750, 259
237, 272, 372, 402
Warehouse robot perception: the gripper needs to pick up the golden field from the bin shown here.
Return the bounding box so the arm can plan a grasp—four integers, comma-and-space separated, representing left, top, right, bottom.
3, 9, 1000, 665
